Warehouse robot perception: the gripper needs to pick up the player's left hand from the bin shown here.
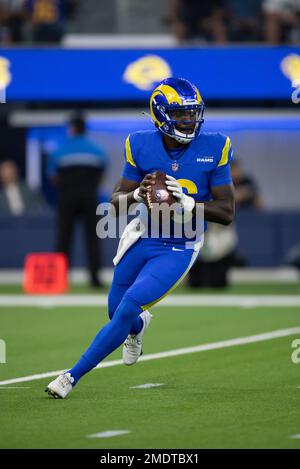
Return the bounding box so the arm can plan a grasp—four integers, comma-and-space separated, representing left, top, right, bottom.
166, 175, 195, 212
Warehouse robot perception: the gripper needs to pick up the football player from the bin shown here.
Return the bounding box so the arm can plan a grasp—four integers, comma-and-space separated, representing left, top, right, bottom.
46, 77, 235, 398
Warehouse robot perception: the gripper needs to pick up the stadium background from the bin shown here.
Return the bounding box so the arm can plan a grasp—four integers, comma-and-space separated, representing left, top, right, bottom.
1, 49, 300, 273
0, 0, 300, 450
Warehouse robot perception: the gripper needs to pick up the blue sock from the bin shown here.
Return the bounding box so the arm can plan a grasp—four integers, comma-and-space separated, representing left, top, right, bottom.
68, 295, 142, 385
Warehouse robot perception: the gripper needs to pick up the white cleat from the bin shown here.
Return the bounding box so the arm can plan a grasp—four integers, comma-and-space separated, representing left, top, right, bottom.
45, 372, 74, 399
123, 310, 153, 366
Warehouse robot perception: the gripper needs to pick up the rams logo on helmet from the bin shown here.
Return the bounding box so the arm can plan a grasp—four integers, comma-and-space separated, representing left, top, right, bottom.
281, 54, 300, 83
0, 57, 11, 91
123, 55, 172, 91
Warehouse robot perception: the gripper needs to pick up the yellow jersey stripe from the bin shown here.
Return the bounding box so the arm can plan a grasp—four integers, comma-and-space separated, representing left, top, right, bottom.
218, 137, 231, 167
125, 136, 136, 167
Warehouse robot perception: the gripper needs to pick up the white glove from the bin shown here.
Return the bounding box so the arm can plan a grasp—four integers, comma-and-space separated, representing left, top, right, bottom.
133, 187, 143, 202
166, 175, 195, 212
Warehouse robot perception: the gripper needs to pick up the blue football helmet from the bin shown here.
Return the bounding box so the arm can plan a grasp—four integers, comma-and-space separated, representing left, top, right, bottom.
150, 77, 205, 144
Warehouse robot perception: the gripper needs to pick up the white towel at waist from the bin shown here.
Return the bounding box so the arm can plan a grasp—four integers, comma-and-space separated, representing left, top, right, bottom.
113, 217, 146, 266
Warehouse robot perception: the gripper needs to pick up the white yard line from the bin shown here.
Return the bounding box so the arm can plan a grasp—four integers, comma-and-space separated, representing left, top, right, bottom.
0, 326, 299, 387
130, 383, 165, 389
87, 430, 131, 439
0, 294, 300, 308
0, 386, 31, 389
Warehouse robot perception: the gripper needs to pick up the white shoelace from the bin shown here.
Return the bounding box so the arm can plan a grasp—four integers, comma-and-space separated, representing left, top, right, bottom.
126, 336, 141, 347
60, 373, 74, 388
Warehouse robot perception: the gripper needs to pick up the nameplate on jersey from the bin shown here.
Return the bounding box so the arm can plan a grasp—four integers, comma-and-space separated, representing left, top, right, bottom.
196, 157, 214, 163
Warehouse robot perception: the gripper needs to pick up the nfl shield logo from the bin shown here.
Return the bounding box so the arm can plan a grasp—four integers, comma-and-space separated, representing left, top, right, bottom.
172, 162, 179, 172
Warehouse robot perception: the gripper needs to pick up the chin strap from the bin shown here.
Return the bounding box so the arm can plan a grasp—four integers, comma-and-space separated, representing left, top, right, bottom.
173, 133, 195, 144
173, 123, 199, 144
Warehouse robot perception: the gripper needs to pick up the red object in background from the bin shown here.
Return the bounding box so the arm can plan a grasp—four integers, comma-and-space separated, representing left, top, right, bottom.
23, 253, 68, 294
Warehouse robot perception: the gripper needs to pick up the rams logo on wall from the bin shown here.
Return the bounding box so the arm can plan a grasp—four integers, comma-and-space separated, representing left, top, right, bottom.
123, 55, 172, 91
281, 54, 300, 83
0, 57, 11, 91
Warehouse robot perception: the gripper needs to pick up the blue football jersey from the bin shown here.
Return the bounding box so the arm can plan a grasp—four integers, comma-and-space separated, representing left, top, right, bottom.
122, 130, 233, 245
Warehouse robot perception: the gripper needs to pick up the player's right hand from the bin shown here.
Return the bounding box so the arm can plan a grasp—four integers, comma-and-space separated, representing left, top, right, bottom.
136, 173, 156, 202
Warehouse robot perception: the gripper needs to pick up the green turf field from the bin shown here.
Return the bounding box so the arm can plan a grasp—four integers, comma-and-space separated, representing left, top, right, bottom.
0, 284, 300, 449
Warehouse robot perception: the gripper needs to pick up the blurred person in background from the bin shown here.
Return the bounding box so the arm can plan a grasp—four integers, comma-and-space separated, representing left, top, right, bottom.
47, 114, 108, 288
226, 0, 263, 41
0, 0, 25, 44
170, 0, 228, 43
0, 159, 46, 214
263, 0, 300, 43
24, 0, 77, 43
188, 221, 240, 288
287, 242, 300, 273
231, 159, 263, 210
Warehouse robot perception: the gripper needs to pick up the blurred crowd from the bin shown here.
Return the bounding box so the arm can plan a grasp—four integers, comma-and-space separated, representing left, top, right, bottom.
171, 0, 300, 44
0, 0, 299, 45
0, 0, 77, 44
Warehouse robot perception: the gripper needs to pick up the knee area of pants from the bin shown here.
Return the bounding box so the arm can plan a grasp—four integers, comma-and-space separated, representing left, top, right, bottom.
113, 294, 142, 323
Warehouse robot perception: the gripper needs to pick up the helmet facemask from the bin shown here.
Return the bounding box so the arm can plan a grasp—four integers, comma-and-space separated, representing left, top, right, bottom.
169, 106, 204, 144
158, 103, 205, 144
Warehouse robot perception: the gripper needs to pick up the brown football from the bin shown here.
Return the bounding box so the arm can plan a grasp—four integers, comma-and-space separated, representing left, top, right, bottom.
146, 171, 177, 210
